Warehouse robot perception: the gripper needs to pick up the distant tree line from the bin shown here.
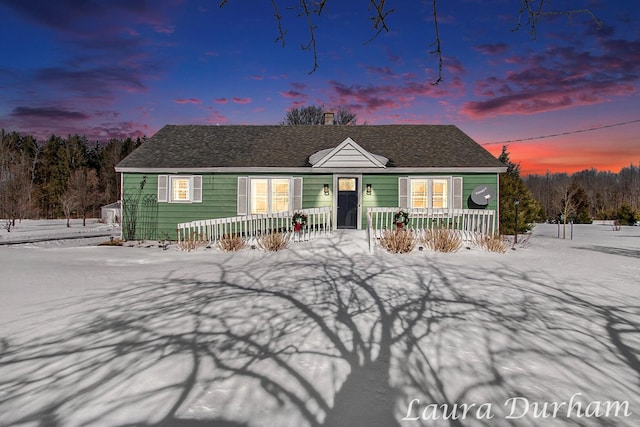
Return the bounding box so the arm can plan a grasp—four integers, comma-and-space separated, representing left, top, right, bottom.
0, 129, 142, 230
2, 123, 638, 232
524, 165, 640, 225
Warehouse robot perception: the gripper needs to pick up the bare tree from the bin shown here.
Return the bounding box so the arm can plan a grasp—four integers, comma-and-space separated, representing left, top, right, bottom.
525, 165, 640, 222
64, 168, 100, 227
0, 163, 30, 230
0, 130, 34, 229
219, 1, 602, 83
555, 179, 579, 239
282, 105, 357, 125
60, 188, 76, 228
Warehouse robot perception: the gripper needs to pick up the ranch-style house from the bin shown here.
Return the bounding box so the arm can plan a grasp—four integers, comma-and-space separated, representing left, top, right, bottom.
115, 117, 506, 243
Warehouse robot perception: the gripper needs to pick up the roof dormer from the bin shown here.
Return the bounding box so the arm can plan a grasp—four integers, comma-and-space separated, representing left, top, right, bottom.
309, 137, 388, 168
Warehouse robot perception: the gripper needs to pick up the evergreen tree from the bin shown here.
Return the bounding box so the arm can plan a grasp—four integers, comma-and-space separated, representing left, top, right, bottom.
616, 204, 638, 226
35, 134, 88, 217
569, 183, 592, 224
498, 146, 541, 235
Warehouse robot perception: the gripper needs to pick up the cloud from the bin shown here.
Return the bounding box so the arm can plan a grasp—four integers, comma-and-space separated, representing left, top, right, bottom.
0, 0, 177, 34
326, 76, 463, 115
1, 0, 173, 108
384, 48, 404, 65
174, 98, 202, 105
205, 111, 227, 124
34, 66, 148, 97
153, 24, 175, 35
1, 106, 152, 142
10, 106, 89, 120
461, 40, 640, 119
474, 43, 509, 55
250, 75, 264, 80
279, 90, 306, 99
214, 98, 229, 104
232, 97, 252, 104
363, 65, 395, 77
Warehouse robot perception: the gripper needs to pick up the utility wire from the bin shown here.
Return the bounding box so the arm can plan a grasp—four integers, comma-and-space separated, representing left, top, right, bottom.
481, 118, 640, 146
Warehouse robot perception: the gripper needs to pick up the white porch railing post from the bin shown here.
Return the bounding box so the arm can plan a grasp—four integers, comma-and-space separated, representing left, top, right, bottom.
366, 207, 498, 250
176, 207, 333, 247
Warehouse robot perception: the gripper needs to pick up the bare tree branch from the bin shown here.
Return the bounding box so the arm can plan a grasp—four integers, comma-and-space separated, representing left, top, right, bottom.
219, 1, 601, 84
298, 0, 320, 74
363, 0, 395, 45
271, 0, 287, 47
514, 0, 603, 39
429, 0, 442, 85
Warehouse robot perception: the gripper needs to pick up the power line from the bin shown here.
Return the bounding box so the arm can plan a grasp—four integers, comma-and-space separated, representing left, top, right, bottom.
481, 118, 640, 146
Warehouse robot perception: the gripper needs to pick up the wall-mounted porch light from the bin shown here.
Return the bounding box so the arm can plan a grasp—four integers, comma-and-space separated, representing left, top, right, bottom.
323, 184, 330, 196
366, 183, 372, 195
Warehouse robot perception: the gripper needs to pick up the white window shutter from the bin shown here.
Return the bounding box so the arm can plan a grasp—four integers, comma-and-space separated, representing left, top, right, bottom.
192, 176, 203, 203
452, 177, 463, 209
237, 176, 248, 215
293, 177, 303, 211
157, 175, 168, 202
398, 177, 409, 209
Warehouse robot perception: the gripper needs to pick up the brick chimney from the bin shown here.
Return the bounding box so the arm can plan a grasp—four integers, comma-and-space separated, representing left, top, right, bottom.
324, 112, 334, 125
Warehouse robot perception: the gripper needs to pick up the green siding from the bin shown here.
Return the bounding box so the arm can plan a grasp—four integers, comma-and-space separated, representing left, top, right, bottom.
457, 173, 499, 211
301, 174, 333, 209
123, 173, 241, 239
361, 173, 499, 227
361, 174, 401, 227
122, 172, 500, 239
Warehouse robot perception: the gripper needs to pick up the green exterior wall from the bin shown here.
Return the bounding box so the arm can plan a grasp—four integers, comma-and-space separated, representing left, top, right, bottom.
122, 173, 241, 240
121, 172, 499, 239
301, 174, 333, 209
360, 173, 498, 228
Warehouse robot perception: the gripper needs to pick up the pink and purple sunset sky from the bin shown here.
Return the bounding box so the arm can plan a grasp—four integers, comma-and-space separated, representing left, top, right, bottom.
1, 0, 638, 175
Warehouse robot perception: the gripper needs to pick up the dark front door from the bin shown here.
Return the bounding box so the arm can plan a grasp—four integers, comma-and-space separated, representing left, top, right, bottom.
337, 177, 358, 229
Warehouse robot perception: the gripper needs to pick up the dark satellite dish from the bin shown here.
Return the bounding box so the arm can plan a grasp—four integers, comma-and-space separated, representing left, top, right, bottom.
471, 185, 495, 206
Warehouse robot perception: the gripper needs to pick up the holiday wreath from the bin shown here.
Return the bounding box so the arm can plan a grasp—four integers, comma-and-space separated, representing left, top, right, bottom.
292, 212, 308, 231
393, 210, 409, 226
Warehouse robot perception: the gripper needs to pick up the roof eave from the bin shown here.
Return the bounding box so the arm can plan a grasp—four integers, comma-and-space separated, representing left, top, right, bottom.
116, 166, 507, 174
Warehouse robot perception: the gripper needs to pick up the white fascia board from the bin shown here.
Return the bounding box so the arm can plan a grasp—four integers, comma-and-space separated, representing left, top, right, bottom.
116, 166, 507, 174
312, 137, 386, 168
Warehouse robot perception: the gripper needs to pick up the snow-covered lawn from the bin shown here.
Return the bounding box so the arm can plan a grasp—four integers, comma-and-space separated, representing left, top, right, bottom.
0, 218, 119, 246
0, 222, 639, 426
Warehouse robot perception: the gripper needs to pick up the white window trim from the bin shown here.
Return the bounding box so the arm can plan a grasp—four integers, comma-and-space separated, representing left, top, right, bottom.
408, 176, 453, 209
163, 175, 202, 203
248, 176, 294, 214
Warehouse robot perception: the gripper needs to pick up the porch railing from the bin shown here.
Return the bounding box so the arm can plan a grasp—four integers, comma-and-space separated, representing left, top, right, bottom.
177, 207, 332, 246
366, 207, 497, 253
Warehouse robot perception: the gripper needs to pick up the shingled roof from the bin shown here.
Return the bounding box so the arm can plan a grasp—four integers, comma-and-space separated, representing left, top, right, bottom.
116, 124, 505, 171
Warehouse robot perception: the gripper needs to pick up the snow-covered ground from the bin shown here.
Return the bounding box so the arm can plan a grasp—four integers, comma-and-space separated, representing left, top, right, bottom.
0, 221, 639, 427
0, 218, 119, 246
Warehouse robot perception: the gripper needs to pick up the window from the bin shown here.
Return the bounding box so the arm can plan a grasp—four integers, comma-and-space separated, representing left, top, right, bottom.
338, 178, 357, 191
172, 177, 190, 202
238, 177, 302, 215
250, 178, 290, 214
431, 179, 448, 208
409, 178, 450, 209
157, 175, 202, 203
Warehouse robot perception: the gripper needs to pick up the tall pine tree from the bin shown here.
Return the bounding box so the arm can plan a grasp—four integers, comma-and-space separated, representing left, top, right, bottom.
498, 146, 541, 234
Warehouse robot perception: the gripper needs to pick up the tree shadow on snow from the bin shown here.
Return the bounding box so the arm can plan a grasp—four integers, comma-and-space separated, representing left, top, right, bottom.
0, 232, 639, 426
575, 245, 640, 259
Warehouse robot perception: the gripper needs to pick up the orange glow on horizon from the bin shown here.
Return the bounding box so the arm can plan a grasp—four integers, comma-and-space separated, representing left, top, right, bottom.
483, 131, 640, 176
